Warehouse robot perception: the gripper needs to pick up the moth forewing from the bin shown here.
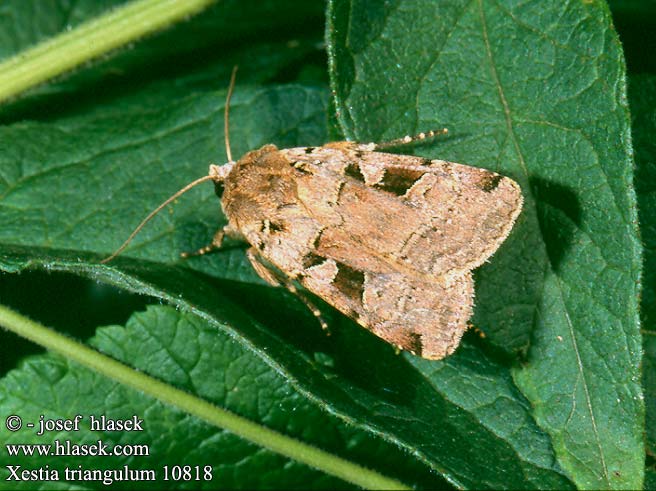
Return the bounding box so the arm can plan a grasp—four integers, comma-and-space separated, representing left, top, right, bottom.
281, 144, 524, 277
214, 142, 523, 360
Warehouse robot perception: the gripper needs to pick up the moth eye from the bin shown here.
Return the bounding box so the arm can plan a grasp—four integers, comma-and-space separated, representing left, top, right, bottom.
304, 147, 315, 154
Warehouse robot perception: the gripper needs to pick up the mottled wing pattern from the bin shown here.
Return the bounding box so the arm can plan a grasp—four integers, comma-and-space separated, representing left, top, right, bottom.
282, 143, 523, 278
229, 143, 522, 359
300, 257, 474, 359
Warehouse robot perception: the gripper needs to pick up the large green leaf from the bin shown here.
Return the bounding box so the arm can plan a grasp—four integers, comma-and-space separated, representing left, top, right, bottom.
629, 72, 656, 488
1, 304, 446, 489
327, 0, 642, 489
0, 83, 571, 488
0, 0, 643, 489
645, 332, 656, 464
0, 0, 127, 60
630, 74, 656, 331
0, 0, 326, 122
646, 331, 656, 489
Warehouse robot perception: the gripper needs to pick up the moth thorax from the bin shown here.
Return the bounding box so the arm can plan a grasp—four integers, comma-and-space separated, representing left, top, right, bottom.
222, 148, 297, 228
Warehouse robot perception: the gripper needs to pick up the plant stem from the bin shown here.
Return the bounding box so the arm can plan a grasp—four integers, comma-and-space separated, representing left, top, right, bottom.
0, 303, 410, 490
0, 0, 217, 105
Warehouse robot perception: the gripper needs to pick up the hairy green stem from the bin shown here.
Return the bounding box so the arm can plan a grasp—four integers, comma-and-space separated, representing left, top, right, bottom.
0, 0, 217, 104
0, 303, 410, 490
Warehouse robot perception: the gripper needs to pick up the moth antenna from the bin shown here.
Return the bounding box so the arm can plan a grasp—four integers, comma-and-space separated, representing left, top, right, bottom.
102, 67, 239, 265
224, 65, 238, 162
100, 174, 214, 264
374, 128, 449, 150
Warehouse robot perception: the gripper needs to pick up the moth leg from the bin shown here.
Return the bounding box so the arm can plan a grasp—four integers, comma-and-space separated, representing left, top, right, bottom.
245, 247, 281, 287
245, 248, 330, 333
180, 224, 242, 258
372, 128, 449, 150
469, 322, 486, 339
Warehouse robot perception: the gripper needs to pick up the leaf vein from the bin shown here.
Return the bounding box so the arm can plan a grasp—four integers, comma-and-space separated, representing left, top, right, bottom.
478, 0, 610, 485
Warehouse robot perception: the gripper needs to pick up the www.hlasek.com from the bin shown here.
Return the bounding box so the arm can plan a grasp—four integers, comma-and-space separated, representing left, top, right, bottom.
4, 413, 214, 486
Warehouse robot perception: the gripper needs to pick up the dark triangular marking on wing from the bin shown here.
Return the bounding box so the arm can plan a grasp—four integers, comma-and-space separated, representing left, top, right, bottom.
345, 163, 366, 182
477, 174, 502, 192
406, 332, 423, 356
302, 252, 326, 269
333, 261, 365, 301
375, 167, 426, 196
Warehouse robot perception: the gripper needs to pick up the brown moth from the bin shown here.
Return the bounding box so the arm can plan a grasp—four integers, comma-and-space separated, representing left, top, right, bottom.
104, 69, 523, 360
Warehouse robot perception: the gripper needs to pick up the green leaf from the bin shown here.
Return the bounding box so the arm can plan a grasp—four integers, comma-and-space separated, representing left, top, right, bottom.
327, 0, 642, 489
0, 0, 326, 121
0, 0, 644, 489
0, 80, 571, 486
630, 74, 656, 331
645, 332, 656, 459
0, 304, 430, 489
647, 468, 656, 491
0, 0, 128, 60
0, 0, 223, 105
0, 86, 329, 273
610, 2, 656, 94
631, 72, 656, 483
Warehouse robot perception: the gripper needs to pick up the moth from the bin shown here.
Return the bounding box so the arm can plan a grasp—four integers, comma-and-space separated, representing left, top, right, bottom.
104, 68, 523, 360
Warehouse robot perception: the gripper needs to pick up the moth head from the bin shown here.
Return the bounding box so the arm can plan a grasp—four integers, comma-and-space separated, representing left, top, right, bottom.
209, 161, 235, 198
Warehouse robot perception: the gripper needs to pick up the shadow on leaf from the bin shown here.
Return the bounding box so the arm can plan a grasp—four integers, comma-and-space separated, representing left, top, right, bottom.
529, 176, 582, 272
